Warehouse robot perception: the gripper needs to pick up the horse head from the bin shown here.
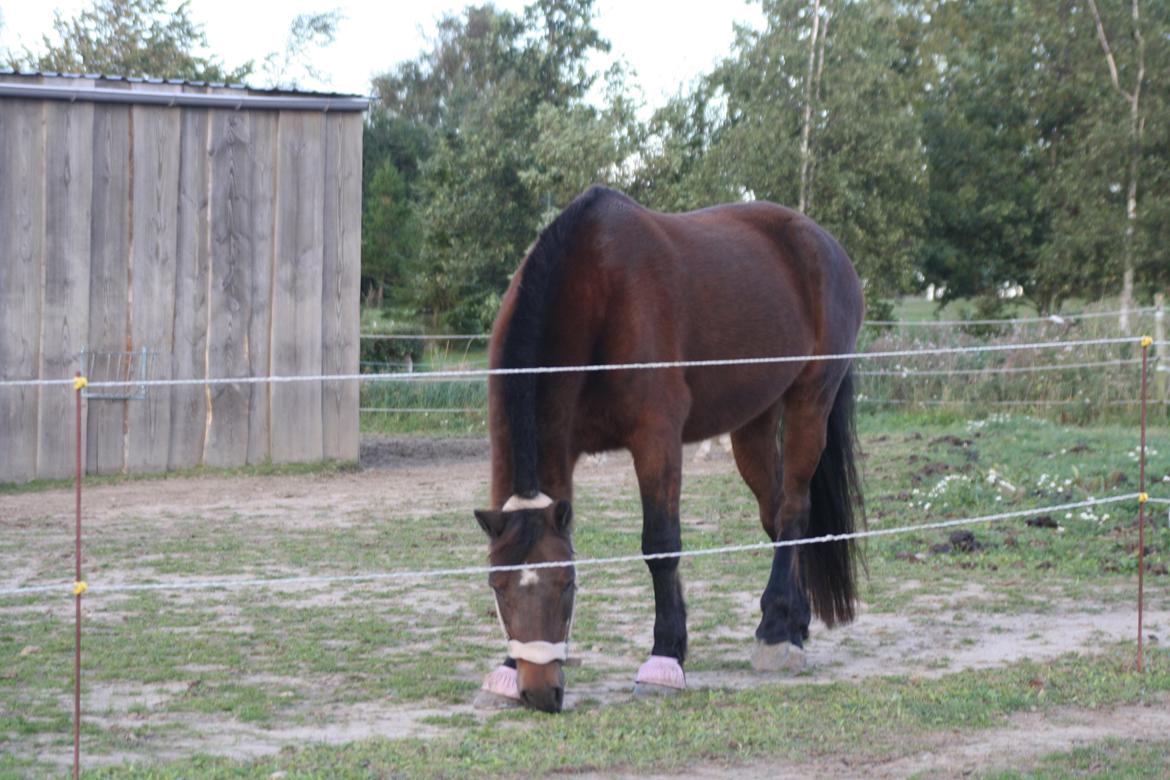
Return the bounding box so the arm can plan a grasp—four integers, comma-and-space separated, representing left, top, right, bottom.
474, 497, 575, 712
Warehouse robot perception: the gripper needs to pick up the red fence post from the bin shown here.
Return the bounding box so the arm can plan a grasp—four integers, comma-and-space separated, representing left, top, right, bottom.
73, 373, 86, 779
1137, 338, 1151, 672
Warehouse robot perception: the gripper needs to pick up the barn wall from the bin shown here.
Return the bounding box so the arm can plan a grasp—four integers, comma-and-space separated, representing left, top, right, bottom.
0, 76, 363, 481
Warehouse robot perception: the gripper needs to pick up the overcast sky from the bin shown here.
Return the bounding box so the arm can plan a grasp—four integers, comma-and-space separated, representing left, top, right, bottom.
1, 0, 765, 108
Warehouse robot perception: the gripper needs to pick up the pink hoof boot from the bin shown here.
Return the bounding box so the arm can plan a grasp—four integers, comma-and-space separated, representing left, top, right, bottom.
633, 655, 685, 697
473, 665, 522, 709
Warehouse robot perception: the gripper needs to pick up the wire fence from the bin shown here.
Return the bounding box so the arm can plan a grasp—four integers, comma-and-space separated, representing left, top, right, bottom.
0, 494, 1145, 600
352, 307, 1166, 418
0, 332, 1162, 778
356, 306, 1160, 339
0, 335, 1151, 390
4, 335, 1165, 437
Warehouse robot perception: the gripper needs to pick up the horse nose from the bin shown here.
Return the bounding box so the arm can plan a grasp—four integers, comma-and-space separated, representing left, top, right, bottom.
516, 659, 566, 712
521, 684, 564, 713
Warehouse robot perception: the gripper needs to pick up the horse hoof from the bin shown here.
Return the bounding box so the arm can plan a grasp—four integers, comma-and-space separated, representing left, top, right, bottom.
473, 689, 524, 709
633, 654, 686, 696
751, 640, 807, 673
475, 664, 522, 709
634, 682, 683, 698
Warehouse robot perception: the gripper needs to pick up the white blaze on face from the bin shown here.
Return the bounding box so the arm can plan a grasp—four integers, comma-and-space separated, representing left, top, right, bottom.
518, 567, 540, 587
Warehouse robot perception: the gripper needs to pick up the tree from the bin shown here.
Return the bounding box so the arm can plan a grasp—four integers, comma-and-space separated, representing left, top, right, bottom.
649, 0, 926, 310
918, 0, 1048, 309
259, 9, 342, 90
367, 0, 636, 329
798, 0, 829, 214
21, 0, 251, 82
359, 109, 432, 302
362, 160, 420, 302
372, 5, 528, 130
357, 0, 1170, 327
630, 85, 739, 213
798, 1, 926, 309
1086, 0, 1147, 330
1022, 0, 1168, 312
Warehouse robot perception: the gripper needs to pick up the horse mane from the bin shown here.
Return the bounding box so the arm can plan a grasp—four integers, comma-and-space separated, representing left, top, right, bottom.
490, 513, 546, 565
501, 185, 612, 498
489, 512, 574, 566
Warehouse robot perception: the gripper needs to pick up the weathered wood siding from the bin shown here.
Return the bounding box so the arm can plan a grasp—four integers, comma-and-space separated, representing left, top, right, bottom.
39, 96, 95, 478
0, 96, 45, 483
0, 77, 363, 482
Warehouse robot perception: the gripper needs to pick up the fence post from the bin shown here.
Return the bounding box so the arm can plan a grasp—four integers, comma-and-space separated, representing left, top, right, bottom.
73, 373, 86, 779
1136, 338, 1151, 672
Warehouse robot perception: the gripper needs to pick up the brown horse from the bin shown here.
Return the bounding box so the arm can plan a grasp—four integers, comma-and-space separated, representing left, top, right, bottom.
473, 186, 864, 713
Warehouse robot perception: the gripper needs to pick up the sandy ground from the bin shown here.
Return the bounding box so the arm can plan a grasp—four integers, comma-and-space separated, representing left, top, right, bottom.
3, 436, 1168, 774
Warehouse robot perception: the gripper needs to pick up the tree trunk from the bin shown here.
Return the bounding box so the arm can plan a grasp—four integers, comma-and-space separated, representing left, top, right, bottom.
1088, 0, 1145, 333
798, 0, 823, 214
806, 6, 830, 215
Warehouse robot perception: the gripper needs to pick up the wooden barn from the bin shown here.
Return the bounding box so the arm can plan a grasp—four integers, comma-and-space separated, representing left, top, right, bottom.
0, 72, 368, 483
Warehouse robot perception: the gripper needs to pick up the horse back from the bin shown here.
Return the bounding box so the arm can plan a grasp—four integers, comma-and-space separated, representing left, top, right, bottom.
582, 195, 863, 363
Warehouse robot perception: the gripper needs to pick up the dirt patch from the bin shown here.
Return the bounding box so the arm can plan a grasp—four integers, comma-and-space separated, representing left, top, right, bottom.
360, 436, 491, 469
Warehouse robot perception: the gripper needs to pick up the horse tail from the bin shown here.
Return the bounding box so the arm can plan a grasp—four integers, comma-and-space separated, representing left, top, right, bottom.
801, 367, 865, 627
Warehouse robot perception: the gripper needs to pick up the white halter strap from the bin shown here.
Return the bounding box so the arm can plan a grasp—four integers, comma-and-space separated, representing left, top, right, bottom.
502, 492, 554, 511
507, 640, 568, 665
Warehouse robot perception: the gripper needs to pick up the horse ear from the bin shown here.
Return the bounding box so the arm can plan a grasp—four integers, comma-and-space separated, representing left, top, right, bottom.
553, 500, 572, 531
475, 509, 506, 538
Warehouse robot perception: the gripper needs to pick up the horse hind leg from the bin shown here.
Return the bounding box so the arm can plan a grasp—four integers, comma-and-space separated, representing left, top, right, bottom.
731, 406, 811, 673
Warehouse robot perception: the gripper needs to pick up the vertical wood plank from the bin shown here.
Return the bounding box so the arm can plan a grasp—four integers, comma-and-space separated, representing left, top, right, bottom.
168, 105, 212, 470
204, 109, 253, 468
270, 111, 325, 463
38, 99, 95, 479
246, 111, 277, 465
85, 103, 132, 476
321, 114, 362, 462
0, 99, 46, 483
125, 100, 181, 472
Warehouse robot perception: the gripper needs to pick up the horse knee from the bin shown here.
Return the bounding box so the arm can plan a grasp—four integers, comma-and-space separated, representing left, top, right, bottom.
642, 524, 681, 573
645, 555, 680, 575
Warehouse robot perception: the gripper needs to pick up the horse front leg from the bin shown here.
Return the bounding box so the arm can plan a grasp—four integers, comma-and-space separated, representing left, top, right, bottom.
629, 426, 688, 695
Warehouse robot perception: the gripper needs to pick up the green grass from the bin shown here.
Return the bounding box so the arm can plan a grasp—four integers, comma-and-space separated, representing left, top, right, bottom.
890, 295, 1039, 323
983, 738, 1170, 779
356, 307, 490, 436
2, 411, 1168, 777
76, 646, 1170, 779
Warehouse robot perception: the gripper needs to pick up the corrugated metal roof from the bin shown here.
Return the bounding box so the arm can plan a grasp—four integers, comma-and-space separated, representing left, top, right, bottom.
0, 69, 371, 111
0, 68, 369, 100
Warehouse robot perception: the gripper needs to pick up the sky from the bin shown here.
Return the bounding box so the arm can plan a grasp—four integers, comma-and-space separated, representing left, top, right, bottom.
0, 0, 765, 109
